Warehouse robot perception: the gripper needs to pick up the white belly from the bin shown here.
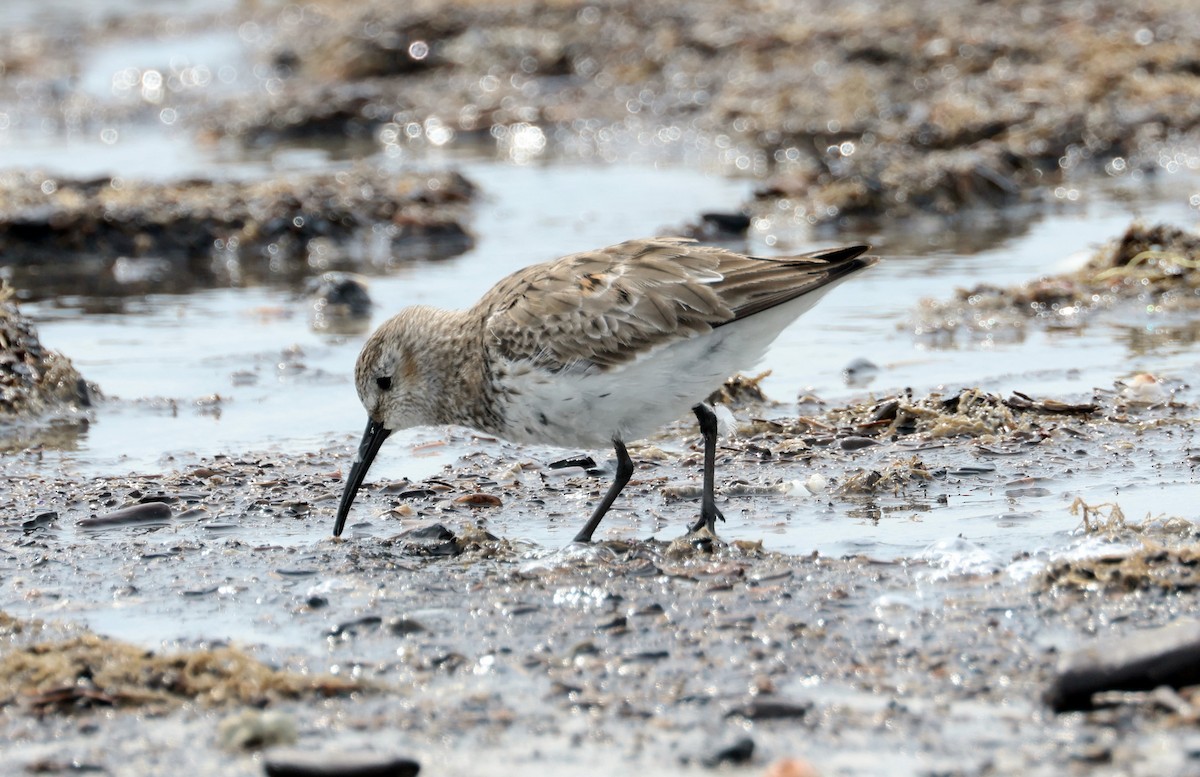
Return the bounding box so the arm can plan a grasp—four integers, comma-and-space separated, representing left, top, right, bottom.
496, 288, 832, 449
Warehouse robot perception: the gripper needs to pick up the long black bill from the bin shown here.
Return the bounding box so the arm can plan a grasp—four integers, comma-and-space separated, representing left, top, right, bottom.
333, 419, 393, 537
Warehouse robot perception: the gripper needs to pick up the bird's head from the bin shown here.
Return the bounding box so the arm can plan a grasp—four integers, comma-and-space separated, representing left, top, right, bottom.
334, 309, 441, 537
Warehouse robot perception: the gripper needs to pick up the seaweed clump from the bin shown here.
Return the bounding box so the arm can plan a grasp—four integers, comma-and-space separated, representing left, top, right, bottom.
0, 614, 365, 715
816, 387, 1096, 443
0, 284, 94, 420
915, 222, 1200, 341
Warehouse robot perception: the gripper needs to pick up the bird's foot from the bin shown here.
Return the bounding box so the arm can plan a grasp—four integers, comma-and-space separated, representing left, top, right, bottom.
689, 504, 725, 535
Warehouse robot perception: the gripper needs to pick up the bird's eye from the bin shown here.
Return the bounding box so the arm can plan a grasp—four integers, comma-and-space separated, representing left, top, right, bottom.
376, 376, 393, 391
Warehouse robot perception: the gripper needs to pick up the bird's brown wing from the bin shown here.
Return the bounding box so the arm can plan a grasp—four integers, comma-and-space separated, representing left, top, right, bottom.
478, 237, 874, 372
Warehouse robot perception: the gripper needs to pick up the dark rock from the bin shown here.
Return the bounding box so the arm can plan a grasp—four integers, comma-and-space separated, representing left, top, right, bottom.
700, 736, 756, 768
597, 615, 627, 631
263, 750, 419, 777
838, 435, 882, 451
548, 455, 597, 470
623, 650, 669, 663
308, 272, 373, 318
699, 211, 751, 235
843, 357, 879, 387
726, 699, 812, 721
0, 292, 96, 419
870, 399, 900, 422
22, 511, 58, 530
1047, 619, 1200, 712
329, 616, 384, 638
386, 617, 428, 636
399, 523, 455, 541
309, 272, 373, 335
79, 502, 173, 527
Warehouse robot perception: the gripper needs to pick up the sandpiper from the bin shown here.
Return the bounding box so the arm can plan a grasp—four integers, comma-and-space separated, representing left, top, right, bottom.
334, 237, 876, 542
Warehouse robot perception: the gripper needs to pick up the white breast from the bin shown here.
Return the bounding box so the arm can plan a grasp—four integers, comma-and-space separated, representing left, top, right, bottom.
496, 288, 832, 449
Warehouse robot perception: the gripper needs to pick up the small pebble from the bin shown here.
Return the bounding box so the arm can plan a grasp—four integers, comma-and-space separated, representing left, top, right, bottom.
838, 435, 881, 451
22, 511, 58, 530
399, 523, 455, 541
264, 750, 419, 777
843, 357, 879, 387
218, 709, 297, 751
452, 493, 502, 507
78, 502, 173, 527
386, 616, 428, 636
726, 699, 812, 720
699, 211, 752, 234
701, 736, 755, 767
330, 616, 383, 638
764, 757, 821, 777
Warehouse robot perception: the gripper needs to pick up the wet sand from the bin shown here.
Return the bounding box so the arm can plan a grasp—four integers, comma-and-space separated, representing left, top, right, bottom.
4, 356, 1200, 774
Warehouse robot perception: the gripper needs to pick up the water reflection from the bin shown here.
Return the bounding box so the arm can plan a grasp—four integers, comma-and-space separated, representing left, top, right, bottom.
0, 416, 89, 453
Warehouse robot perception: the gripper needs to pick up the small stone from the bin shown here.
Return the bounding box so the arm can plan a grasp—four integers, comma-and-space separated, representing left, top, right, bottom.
843, 357, 879, 387
276, 568, 318, 577
699, 211, 751, 234
764, 757, 822, 777
78, 502, 172, 527
218, 709, 297, 751
547, 455, 596, 470
1047, 619, 1200, 712
725, 699, 812, 720
399, 523, 455, 541
22, 511, 57, 530
870, 398, 900, 421
329, 616, 383, 638
263, 750, 420, 777
596, 615, 627, 631
452, 493, 502, 507
701, 736, 755, 767
386, 616, 427, 636
838, 435, 880, 451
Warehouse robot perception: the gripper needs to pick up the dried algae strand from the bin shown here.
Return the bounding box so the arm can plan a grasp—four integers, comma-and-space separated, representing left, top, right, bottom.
0, 620, 366, 715
1070, 496, 1129, 535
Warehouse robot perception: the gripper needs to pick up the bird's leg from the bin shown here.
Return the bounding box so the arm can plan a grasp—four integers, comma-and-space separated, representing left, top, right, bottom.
689, 403, 725, 534
572, 438, 634, 543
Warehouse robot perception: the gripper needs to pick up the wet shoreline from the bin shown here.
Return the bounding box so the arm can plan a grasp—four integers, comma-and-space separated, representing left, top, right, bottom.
4, 352, 1200, 773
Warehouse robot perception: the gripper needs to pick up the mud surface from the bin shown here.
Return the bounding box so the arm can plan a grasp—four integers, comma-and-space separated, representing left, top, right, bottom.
3, 373, 1200, 775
